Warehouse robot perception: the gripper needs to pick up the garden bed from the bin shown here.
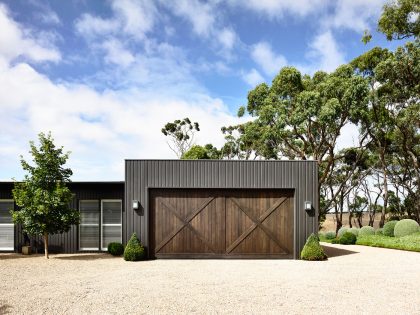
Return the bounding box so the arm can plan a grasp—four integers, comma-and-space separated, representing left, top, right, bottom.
356, 232, 420, 252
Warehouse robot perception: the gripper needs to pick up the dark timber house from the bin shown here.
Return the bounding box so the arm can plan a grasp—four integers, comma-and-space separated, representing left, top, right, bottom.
0, 160, 318, 259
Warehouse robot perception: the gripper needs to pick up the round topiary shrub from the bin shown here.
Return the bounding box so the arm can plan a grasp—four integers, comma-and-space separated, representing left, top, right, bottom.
124, 233, 145, 261
394, 219, 419, 238
339, 232, 357, 245
375, 228, 383, 235
383, 220, 398, 237
300, 233, 327, 261
337, 227, 348, 238
359, 226, 375, 237
347, 228, 359, 237
324, 231, 336, 240
108, 242, 124, 256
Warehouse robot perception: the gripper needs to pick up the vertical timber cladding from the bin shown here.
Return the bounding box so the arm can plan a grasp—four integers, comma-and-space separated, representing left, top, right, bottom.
124, 160, 318, 259
150, 189, 294, 258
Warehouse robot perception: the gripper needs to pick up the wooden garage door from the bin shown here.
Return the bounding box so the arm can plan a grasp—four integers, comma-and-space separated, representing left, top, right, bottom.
150, 189, 294, 258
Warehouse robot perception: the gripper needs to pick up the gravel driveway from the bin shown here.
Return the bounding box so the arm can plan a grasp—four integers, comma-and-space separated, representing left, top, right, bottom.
0, 244, 419, 314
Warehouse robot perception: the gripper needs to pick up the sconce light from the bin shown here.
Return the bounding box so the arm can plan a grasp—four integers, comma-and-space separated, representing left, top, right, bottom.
132, 200, 139, 210
304, 201, 312, 211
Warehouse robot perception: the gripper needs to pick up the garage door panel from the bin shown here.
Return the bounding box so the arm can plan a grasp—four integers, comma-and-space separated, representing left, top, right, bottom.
190, 197, 224, 253
151, 189, 294, 258
225, 198, 254, 249
230, 227, 285, 254
160, 226, 213, 254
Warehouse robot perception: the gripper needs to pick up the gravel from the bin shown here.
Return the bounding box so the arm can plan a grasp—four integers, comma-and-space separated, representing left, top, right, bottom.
0, 244, 419, 314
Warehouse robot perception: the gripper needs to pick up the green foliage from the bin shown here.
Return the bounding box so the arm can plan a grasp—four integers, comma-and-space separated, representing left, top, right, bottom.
378, 0, 419, 41
331, 238, 340, 244
359, 226, 375, 237
108, 242, 124, 256
300, 233, 327, 261
394, 219, 420, 237
347, 228, 360, 237
375, 228, 384, 235
12, 133, 79, 241
383, 220, 399, 237
123, 233, 145, 261
337, 227, 348, 238
181, 144, 221, 160
339, 232, 357, 245
182, 145, 210, 159
325, 231, 336, 240
356, 232, 420, 252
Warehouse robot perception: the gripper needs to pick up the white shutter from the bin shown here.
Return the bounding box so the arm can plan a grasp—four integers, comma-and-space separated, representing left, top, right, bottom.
101, 200, 122, 250
0, 200, 14, 250
79, 200, 100, 250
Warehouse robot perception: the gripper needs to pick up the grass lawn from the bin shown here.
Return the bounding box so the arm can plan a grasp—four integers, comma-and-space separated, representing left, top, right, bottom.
356, 232, 420, 252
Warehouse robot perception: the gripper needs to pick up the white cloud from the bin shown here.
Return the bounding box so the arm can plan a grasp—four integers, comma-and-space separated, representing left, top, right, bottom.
0, 4, 60, 63
242, 68, 265, 86
75, 0, 157, 41
324, 0, 386, 32
101, 39, 135, 67
251, 42, 287, 76
0, 60, 243, 181
217, 27, 237, 50
306, 30, 345, 72
163, 0, 215, 37
229, 0, 328, 19
161, 0, 239, 55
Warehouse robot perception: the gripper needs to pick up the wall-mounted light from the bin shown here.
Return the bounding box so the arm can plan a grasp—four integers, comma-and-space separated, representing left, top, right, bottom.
304, 201, 312, 211
132, 200, 139, 210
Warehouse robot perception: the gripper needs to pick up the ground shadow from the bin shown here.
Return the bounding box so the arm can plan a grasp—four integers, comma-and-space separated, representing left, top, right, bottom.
53, 254, 113, 261
322, 244, 359, 258
0, 302, 13, 314
0, 254, 44, 260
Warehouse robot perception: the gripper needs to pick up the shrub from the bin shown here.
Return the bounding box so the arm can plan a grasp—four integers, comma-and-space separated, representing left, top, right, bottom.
359, 226, 375, 237
324, 231, 336, 240
347, 228, 359, 237
383, 220, 398, 237
394, 219, 419, 238
123, 233, 145, 261
300, 233, 327, 261
108, 242, 124, 256
337, 227, 348, 238
375, 228, 383, 235
339, 232, 357, 245
331, 238, 339, 244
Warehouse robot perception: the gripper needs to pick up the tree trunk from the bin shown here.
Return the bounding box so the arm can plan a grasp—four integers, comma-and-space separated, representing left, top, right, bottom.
379, 150, 388, 228
44, 233, 49, 259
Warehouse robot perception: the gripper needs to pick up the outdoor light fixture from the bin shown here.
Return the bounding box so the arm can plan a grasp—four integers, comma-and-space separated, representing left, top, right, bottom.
132, 200, 139, 210
304, 201, 312, 211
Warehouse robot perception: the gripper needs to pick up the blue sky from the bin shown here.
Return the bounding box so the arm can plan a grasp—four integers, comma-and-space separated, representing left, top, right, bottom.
0, 0, 401, 180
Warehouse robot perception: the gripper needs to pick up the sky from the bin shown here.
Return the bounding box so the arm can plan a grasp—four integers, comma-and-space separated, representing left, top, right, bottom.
0, 0, 403, 181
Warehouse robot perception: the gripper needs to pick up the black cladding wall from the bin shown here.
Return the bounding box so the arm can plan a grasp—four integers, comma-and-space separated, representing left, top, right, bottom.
124, 160, 318, 259
0, 182, 124, 253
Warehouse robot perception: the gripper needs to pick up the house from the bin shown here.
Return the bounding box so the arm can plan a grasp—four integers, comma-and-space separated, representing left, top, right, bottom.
0, 160, 318, 259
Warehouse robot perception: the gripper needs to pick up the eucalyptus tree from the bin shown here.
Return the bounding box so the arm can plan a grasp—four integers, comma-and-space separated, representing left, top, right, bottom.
224, 66, 370, 222
161, 118, 200, 158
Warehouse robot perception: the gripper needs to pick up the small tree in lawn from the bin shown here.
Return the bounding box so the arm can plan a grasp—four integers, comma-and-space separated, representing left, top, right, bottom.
12, 132, 79, 259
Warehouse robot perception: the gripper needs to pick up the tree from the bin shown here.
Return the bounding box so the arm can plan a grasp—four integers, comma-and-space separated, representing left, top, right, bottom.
223, 66, 370, 223
12, 133, 79, 259
182, 144, 221, 160
161, 118, 200, 158
378, 0, 419, 41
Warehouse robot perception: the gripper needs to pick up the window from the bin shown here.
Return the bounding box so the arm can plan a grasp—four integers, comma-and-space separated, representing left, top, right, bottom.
79, 200, 100, 250
0, 200, 14, 250
79, 199, 122, 251
101, 200, 122, 250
